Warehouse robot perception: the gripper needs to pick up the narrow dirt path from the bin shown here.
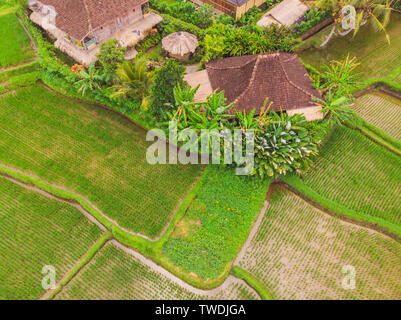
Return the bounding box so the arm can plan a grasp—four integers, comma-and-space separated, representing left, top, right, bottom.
0, 162, 202, 242
0, 173, 106, 231
0, 164, 260, 299
111, 240, 261, 299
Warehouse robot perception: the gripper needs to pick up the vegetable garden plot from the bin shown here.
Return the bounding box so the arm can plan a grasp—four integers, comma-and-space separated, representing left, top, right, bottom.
0, 85, 202, 237
237, 188, 401, 300
0, 11, 35, 68
0, 175, 102, 300
353, 92, 401, 140
162, 166, 271, 280
301, 126, 401, 228
55, 242, 259, 300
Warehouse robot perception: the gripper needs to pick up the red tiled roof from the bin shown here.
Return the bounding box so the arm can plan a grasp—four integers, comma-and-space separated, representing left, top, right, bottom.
205, 53, 322, 114
38, 0, 146, 40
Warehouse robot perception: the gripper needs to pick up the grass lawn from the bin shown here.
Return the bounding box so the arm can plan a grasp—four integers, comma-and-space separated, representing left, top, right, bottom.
0, 10, 35, 68
0, 85, 202, 238
353, 91, 401, 140
162, 166, 271, 281
237, 187, 401, 299
55, 241, 259, 300
297, 13, 401, 80
300, 126, 401, 228
0, 175, 102, 300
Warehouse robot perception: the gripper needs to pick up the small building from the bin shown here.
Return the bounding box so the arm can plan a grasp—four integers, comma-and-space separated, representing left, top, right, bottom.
28, 0, 162, 66
192, 0, 266, 19
162, 32, 199, 61
184, 53, 324, 121
257, 0, 309, 28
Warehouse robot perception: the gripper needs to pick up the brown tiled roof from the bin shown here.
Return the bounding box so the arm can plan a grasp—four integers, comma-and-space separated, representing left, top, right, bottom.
205, 53, 322, 114
38, 0, 146, 40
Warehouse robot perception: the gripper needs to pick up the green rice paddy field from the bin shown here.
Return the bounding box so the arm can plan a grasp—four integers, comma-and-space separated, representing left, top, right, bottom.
55, 242, 259, 300
0, 175, 102, 300
353, 92, 401, 140
0, 85, 202, 237
298, 13, 401, 80
237, 187, 401, 299
300, 126, 401, 228
0, 10, 35, 68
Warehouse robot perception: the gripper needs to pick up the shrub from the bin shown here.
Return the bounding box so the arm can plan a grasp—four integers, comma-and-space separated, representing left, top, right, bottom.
158, 14, 203, 38
292, 7, 332, 36
149, 59, 186, 120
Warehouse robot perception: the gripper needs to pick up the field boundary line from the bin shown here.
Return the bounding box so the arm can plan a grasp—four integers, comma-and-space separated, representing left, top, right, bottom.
0, 173, 107, 231
234, 200, 269, 265
0, 162, 203, 242
42, 232, 112, 300
277, 179, 401, 243
109, 239, 262, 299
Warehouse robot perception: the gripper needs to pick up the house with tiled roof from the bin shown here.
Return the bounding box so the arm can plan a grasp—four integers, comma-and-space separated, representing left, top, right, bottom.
184, 53, 324, 121
28, 0, 162, 66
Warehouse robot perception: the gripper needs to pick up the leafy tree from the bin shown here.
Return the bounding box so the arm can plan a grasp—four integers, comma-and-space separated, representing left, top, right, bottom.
96, 39, 126, 84
149, 59, 186, 120
111, 58, 153, 109
314, 92, 355, 125
193, 4, 214, 29
316, 55, 362, 97
75, 63, 102, 96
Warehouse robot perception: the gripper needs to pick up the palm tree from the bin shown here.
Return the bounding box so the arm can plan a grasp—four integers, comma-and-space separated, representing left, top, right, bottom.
317, 55, 362, 97
314, 92, 355, 125
75, 63, 102, 96
315, 0, 395, 46
111, 58, 153, 109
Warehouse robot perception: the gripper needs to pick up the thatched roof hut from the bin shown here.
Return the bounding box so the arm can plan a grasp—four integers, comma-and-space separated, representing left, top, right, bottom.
257, 0, 309, 28
162, 31, 198, 61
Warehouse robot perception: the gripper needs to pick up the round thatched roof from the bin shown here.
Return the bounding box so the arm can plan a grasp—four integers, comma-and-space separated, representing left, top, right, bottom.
162, 31, 198, 57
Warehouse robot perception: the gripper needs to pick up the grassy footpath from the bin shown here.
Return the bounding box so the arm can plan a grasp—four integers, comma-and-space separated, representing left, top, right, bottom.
0, 174, 102, 300
45, 232, 112, 300
0, 85, 201, 237
54, 242, 259, 300
231, 267, 275, 300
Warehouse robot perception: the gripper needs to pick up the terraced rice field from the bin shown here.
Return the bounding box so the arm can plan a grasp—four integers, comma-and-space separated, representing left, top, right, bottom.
298, 13, 401, 80
301, 126, 401, 228
237, 187, 401, 299
0, 175, 102, 300
0, 85, 202, 237
55, 242, 259, 300
353, 92, 401, 140
0, 10, 35, 68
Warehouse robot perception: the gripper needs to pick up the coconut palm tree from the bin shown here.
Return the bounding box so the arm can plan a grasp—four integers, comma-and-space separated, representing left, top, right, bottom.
315, 0, 396, 46
111, 58, 153, 109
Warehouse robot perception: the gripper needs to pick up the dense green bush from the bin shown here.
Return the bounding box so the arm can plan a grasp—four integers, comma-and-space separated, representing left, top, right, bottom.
158, 13, 203, 38
149, 58, 187, 120
293, 7, 332, 36
136, 32, 162, 52
201, 23, 299, 63
150, 0, 213, 29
